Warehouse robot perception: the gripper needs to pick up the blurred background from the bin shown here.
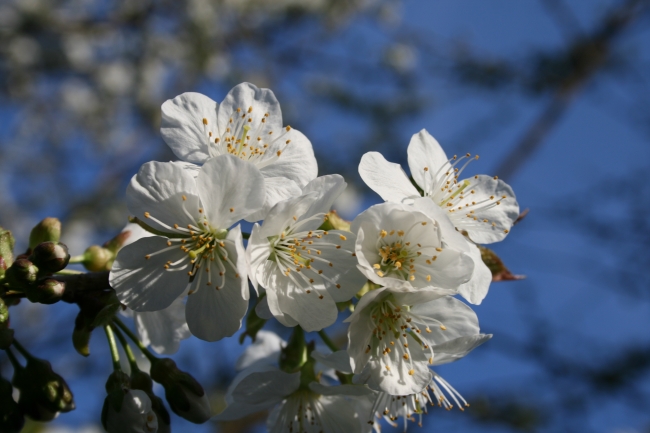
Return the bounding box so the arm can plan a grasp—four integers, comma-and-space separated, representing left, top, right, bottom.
1, 0, 650, 432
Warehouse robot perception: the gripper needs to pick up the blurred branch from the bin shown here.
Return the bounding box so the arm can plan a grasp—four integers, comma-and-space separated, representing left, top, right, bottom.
496, 0, 650, 180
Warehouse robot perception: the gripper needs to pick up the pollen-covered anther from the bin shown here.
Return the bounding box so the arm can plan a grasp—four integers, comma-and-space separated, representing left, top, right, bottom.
202, 118, 208, 125
229, 207, 234, 212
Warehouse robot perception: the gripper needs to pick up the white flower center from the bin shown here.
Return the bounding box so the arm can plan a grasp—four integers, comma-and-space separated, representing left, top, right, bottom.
276, 390, 327, 433
372, 221, 442, 283
419, 153, 509, 232
267, 214, 354, 297
366, 297, 447, 375
141, 196, 239, 292
201, 109, 293, 169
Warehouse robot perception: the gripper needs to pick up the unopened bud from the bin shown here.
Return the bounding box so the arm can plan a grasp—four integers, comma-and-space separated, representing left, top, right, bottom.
0, 377, 24, 433
5, 259, 38, 286
0, 228, 15, 279
28, 218, 61, 250
30, 242, 70, 273
150, 358, 211, 424
13, 357, 75, 418
82, 245, 113, 272
130, 370, 171, 432
319, 211, 351, 232
25, 279, 65, 305
103, 230, 132, 254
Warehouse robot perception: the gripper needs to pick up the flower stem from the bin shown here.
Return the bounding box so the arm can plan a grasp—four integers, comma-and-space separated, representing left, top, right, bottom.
3, 347, 22, 370
11, 338, 35, 362
112, 317, 157, 363
111, 324, 139, 370
67, 254, 86, 264
104, 325, 121, 371
55, 269, 84, 275
317, 330, 340, 352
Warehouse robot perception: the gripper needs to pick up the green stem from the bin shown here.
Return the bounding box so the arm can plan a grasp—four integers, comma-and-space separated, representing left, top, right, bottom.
317, 330, 340, 352
111, 324, 139, 370
11, 339, 35, 361
55, 269, 84, 275
3, 347, 22, 370
104, 325, 121, 371
112, 317, 157, 363
68, 255, 86, 264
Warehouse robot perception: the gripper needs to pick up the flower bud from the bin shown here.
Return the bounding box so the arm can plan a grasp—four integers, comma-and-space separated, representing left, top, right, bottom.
82, 245, 113, 272
30, 242, 70, 273
0, 377, 24, 433
28, 218, 61, 250
5, 258, 38, 286
150, 358, 211, 424
130, 370, 171, 433
0, 227, 15, 279
24, 278, 65, 305
102, 388, 158, 433
12, 357, 75, 416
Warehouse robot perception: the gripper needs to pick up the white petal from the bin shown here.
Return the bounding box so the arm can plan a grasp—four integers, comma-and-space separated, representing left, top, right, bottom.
450, 175, 519, 244
358, 152, 419, 203
236, 330, 286, 371
407, 129, 450, 190
126, 161, 200, 232
246, 223, 271, 292
273, 276, 337, 332
110, 237, 190, 311
254, 294, 274, 320
411, 197, 469, 252
308, 382, 373, 397
256, 193, 319, 238
196, 155, 266, 228
259, 128, 318, 188
301, 174, 347, 218
184, 228, 249, 341
217, 82, 282, 138
311, 350, 353, 374
410, 296, 480, 343
458, 243, 492, 305
215, 365, 299, 421
264, 284, 299, 328
244, 177, 301, 222
318, 232, 366, 302
161, 92, 217, 164
134, 297, 190, 355
430, 334, 492, 366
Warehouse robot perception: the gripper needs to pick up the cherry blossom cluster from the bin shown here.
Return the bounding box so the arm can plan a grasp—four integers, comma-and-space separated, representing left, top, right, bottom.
109, 82, 519, 432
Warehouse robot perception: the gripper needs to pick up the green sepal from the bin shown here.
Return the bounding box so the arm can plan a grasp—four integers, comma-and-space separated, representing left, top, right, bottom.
479, 246, 525, 281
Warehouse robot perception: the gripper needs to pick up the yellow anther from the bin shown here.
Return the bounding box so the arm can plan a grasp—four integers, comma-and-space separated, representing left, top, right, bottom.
440, 325, 447, 330
229, 207, 234, 212
144, 212, 150, 218
339, 234, 347, 241
202, 118, 208, 125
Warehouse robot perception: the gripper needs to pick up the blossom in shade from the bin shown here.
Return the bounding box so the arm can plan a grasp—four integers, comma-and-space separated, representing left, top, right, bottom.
103, 389, 158, 433
358, 129, 519, 244
161, 82, 318, 221
351, 201, 474, 293
216, 331, 373, 433
346, 288, 481, 395
247, 175, 366, 331
110, 155, 265, 341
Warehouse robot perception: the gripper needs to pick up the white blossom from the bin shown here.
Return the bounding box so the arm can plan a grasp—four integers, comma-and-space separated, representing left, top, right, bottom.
247, 175, 366, 331
110, 155, 265, 341
351, 201, 474, 293
118, 224, 190, 354
161, 82, 318, 221
346, 288, 481, 395
358, 129, 519, 244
